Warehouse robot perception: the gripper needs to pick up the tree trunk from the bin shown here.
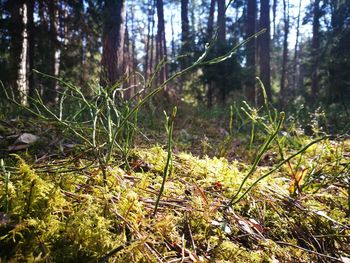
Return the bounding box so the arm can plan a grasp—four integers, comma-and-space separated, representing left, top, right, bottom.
156, 0, 168, 84
17, 2, 29, 105
245, 0, 257, 104
272, 0, 278, 39
292, 0, 302, 94
181, 0, 190, 69
207, 0, 216, 42
259, 0, 272, 103
9, 1, 28, 104
144, 0, 155, 80
206, 0, 216, 107
101, 0, 125, 87
27, 0, 35, 100
311, 0, 320, 99
217, 0, 226, 43
44, 0, 60, 104
279, 0, 289, 106
217, 0, 226, 104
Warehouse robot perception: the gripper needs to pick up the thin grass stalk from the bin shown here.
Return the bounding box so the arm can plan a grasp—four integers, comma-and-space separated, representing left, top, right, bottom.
153, 106, 177, 217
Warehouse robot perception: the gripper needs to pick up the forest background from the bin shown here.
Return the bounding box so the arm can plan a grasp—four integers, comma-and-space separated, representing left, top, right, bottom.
1, 0, 349, 110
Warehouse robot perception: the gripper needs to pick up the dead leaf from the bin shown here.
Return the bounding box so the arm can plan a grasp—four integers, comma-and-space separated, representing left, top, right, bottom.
8, 133, 39, 151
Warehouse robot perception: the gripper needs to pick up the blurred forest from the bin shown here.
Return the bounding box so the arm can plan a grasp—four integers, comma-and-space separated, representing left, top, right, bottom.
0, 0, 349, 109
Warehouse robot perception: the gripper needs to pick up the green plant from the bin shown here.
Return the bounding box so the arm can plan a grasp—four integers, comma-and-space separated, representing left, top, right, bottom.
153, 106, 177, 217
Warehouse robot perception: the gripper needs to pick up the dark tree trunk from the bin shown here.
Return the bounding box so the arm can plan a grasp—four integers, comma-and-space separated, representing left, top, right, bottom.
272, 0, 277, 39
245, 0, 257, 104
27, 0, 35, 100
217, 0, 226, 44
44, 0, 60, 104
279, 0, 289, 105
217, 0, 226, 104
101, 0, 125, 87
206, 0, 216, 107
156, 0, 168, 84
181, 0, 190, 69
207, 0, 216, 42
8, 1, 28, 104
259, 0, 272, 103
311, 0, 320, 99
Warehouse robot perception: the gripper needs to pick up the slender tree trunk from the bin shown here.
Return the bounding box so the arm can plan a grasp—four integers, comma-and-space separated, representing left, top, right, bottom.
272, 0, 278, 39
181, 0, 190, 69
292, 0, 302, 94
101, 0, 126, 87
206, 0, 216, 107
27, 0, 35, 100
311, 0, 320, 99
17, 2, 29, 105
217, 0, 226, 43
130, 0, 137, 88
44, 0, 60, 104
217, 0, 226, 104
144, 0, 154, 80
259, 0, 272, 103
245, 0, 257, 104
156, 0, 167, 84
207, 0, 216, 42
279, 0, 289, 106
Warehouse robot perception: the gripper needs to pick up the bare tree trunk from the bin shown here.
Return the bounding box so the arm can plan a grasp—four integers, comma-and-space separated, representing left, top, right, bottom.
156, 0, 168, 85
101, 0, 126, 87
17, 2, 29, 105
27, 0, 35, 100
43, 0, 60, 104
207, 0, 216, 42
292, 0, 302, 95
272, 0, 278, 39
144, 0, 154, 80
259, 0, 272, 104
217, 0, 226, 104
311, 0, 320, 100
181, 0, 190, 69
245, 0, 257, 104
206, 0, 216, 107
279, 0, 289, 106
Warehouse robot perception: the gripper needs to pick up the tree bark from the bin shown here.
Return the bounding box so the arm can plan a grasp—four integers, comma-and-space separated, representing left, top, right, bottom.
292, 0, 302, 94
272, 0, 278, 39
27, 0, 35, 100
259, 0, 272, 103
206, 0, 216, 107
156, 0, 168, 84
245, 0, 257, 104
279, 0, 289, 106
311, 0, 320, 99
181, 0, 190, 69
101, 0, 126, 87
217, 0, 226, 104
8, 1, 29, 104
44, 0, 60, 104
17, 2, 29, 105
207, 0, 216, 42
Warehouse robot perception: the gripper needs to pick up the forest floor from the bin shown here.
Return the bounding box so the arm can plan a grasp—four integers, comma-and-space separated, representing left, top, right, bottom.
0, 103, 349, 262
